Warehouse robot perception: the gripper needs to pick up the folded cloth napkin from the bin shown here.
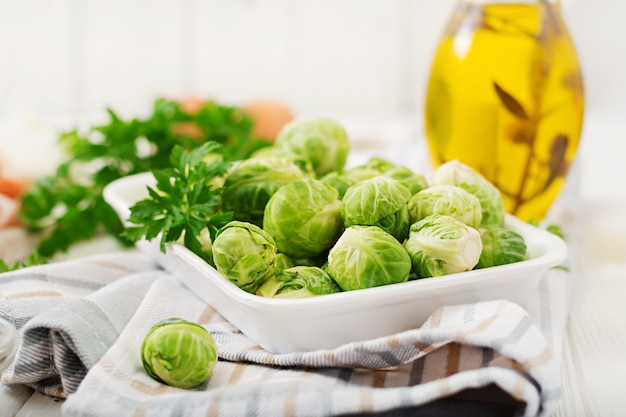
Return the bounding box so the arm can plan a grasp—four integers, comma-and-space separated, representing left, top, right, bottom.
0, 252, 163, 396
0, 251, 569, 417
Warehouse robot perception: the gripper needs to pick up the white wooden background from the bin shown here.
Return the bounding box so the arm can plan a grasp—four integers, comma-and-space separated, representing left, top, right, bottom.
0, 0, 623, 118
0, 0, 445, 120
0, 0, 625, 194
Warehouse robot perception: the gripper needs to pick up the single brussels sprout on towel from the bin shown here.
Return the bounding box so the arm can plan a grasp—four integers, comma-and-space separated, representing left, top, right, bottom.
430, 160, 505, 228
404, 214, 482, 278
212, 221, 278, 293
274, 117, 350, 176
256, 266, 341, 298
475, 227, 528, 269
263, 178, 343, 258
221, 156, 308, 225
408, 185, 483, 228
141, 318, 217, 389
327, 226, 412, 291
341, 176, 412, 242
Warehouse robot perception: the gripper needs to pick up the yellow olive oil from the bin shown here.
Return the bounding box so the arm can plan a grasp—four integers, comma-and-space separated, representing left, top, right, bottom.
424, 1, 584, 221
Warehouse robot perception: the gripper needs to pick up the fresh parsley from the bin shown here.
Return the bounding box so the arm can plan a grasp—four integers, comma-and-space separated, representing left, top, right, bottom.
0, 252, 48, 273
528, 219, 566, 240
121, 142, 233, 261
18, 98, 269, 257
545, 224, 565, 240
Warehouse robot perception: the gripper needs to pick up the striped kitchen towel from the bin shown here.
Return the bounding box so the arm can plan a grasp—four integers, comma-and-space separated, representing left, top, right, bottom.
0, 252, 569, 417
0, 252, 164, 397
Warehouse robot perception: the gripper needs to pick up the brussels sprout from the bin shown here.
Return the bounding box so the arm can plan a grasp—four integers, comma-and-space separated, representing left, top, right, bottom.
343, 158, 394, 182
249, 146, 316, 176
342, 166, 382, 183
340, 176, 412, 241
263, 178, 343, 258
275, 253, 296, 272
327, 226, 412, 291
320, 171, 357, 199
346, 158, 428, 194
319, 157, 390, 196
404, 214, 482, 278
141, 318, 217, 389
475, 227, 528, 269
275, 117, 350, 176
384, 166, 428, 195
430, 160, 505, 228
221, 156, 307, 225
407, 185, 483, 228
320, 167, 383, 199
211, 221, 278, 293
256, 266, 341, 298
362, 157, 398, 173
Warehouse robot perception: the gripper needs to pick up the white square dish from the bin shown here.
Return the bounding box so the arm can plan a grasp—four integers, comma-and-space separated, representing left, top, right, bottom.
104, 172, 568, 354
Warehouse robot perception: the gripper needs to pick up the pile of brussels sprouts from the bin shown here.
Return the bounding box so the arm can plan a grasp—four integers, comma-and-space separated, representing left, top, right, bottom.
208, 117, 528, 298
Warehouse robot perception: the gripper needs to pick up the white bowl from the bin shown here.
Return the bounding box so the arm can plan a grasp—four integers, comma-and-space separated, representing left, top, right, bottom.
104, 172, 568, 354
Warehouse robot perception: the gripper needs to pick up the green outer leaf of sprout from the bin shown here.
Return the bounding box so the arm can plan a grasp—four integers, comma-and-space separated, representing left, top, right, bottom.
256, 266, 341, 298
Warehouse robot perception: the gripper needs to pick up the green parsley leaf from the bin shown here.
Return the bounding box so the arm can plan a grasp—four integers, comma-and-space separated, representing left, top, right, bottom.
0, 252, 48, 273
122, 142, 233, 261
545, 224, 566, 240
528, 219, 566, 240
18, 98, 270, 257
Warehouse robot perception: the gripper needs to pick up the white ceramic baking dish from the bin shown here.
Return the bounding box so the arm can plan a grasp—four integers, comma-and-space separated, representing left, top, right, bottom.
104, 172, 567, 354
